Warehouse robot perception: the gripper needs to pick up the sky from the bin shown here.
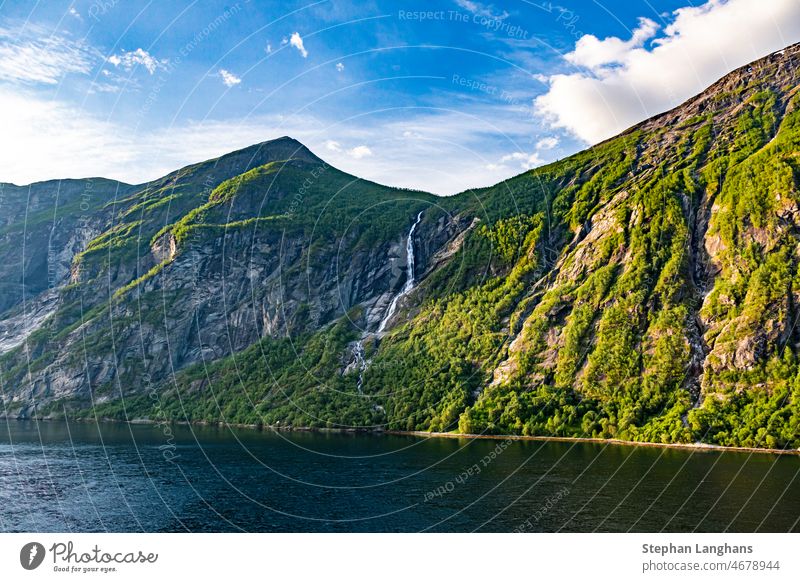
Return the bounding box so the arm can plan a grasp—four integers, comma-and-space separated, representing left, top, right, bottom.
0, 0, 799, 195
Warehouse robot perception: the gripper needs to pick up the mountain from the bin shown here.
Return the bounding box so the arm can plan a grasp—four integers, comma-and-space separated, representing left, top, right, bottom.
3, 45, 800, 450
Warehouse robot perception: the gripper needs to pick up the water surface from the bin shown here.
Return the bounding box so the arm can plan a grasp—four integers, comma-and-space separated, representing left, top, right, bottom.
1, 420, 798, 532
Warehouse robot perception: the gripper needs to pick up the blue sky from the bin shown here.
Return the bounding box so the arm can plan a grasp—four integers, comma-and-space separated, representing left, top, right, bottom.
1, 0, 799, 193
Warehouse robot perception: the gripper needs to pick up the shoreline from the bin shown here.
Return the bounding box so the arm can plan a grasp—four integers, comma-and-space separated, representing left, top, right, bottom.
8, 416, 800, 456
386, 430, 800, 456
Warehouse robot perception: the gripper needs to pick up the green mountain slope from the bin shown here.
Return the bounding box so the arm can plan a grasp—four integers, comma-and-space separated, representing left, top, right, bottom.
2, 45, 800, 450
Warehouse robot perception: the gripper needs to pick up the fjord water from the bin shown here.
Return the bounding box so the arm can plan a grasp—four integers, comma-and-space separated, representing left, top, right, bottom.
1, 420, 797, 532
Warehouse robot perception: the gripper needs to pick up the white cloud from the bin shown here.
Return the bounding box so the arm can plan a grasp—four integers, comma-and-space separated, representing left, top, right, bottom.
0, 86, 314, 186
313, 108, 552, 194
69, 7, 82, 20
535, 0, 800, 144
0, 23, 95, 84
335, 62, 345, 72
266, 43, 273, 54
219, 68, 241, 87
454, 0, 508, 20
88, 81, 123, 94
565, 17, 659, 72
348, 145, 373, 159
0, 89, 543, 195
107, 48, 166, 75
499, 151, 544, 170
289, 32, 308, 58
535, 136, 558, 150
0, 88, 126, 181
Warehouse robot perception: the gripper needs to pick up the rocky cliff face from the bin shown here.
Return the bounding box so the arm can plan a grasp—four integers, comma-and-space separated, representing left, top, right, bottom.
441, 44, 800, 448
0, 179, 133, 314
2, 47, 800, 449
0, 138, 446, 417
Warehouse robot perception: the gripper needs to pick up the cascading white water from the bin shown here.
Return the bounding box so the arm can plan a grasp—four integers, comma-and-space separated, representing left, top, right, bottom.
350, 211, 423, 393
377, 211, 423, 334
353, 339, 367, 393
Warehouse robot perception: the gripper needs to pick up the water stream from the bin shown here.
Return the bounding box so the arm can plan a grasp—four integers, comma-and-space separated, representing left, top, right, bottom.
352, 339, 367, 394
377, 210, 423, 334
352, 211, 423, 392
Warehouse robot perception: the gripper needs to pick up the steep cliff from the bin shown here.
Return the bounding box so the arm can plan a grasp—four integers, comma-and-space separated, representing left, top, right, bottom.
2, 45, 800, 449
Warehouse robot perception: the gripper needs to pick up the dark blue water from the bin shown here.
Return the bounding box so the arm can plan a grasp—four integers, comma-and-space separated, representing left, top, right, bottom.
1, 419, 798, 532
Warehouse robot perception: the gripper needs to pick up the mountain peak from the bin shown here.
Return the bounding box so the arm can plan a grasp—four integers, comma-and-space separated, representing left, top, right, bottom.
216, 135, 321, 167
140, 135, 323, 192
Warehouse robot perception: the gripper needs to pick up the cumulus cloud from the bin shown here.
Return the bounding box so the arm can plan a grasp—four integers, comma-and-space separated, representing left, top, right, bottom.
289, 32, 308, 58
335, 62, 344, 72
535, 136, 558, 150
107, 48, 166, 75
565, 17, 659, 72
499, 151, 544, 170
324, 140, 342, 151
0, 23, 95, 84
535, 0, 800, 144
219, 68, 241, 87
348, 145, 373, 159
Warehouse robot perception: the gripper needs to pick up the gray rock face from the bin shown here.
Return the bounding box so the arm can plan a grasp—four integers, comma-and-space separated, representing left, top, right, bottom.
0, 138, 464, 417
0, 179, 133, 315
0, 289, 60, 355
2, 219, 459, 414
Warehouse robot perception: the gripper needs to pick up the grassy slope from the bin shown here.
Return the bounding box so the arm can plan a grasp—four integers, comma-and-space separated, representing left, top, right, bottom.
92, 76, 800, 450
8, 56, 800, 450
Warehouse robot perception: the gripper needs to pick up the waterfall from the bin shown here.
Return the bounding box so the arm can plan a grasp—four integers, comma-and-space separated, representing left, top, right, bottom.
377, 211, 423, 334
353, 339, 367, 393
349, 211, 423, 394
